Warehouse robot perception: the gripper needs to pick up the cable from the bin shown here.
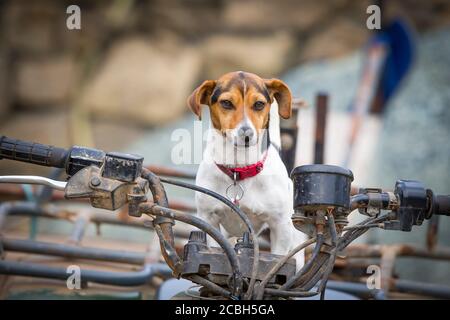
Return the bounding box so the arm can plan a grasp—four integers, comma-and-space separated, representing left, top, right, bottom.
263, 288, 318, 298
280, 233, 324, 290
255, 237, 316, 300
343, 223, 384, 231
141, 204, 243, 297
339, 215, 389, 250
318, 213, 339, 300
159, 176, 259, 300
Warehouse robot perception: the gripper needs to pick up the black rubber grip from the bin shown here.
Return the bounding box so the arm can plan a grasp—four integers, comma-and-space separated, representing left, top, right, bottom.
436, 195, 450, 216
0, 136, 69, 168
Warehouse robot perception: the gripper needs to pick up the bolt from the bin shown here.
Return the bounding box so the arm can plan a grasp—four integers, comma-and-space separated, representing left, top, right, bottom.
90, 177, 101, 187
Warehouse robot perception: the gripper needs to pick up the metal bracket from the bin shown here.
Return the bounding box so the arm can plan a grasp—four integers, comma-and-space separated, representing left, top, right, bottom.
358, 188, 383, 217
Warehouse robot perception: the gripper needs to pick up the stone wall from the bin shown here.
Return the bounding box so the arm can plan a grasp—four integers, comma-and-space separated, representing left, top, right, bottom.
0, 0, 449, 157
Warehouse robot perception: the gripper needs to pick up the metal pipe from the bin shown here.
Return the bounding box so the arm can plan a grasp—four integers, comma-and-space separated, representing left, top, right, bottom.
343, 243, 450, 260
0, 260, 172, 287
0, 184, 196, 211
324, 280, 384, 299
141, 168, 180, 276
2, 238, 146, 265
324, 279, 450, 300
0, 176, 66, 191
280, 104, 300, 173
394, 279, 450, 299
0, 201, 47, 230
264, 288, 318, 298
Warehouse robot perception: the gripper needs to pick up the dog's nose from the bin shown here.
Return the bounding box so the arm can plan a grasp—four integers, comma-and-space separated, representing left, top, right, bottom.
238, 126, 254, 144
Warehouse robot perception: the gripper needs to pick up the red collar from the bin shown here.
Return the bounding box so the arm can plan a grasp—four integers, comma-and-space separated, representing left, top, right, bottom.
215, 151, 268, 181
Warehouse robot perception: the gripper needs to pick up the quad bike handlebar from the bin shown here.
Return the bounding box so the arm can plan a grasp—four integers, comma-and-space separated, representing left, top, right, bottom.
0, 135, 449, 300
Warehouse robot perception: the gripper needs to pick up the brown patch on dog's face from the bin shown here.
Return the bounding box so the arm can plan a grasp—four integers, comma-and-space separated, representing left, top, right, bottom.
187, 71, 292, 146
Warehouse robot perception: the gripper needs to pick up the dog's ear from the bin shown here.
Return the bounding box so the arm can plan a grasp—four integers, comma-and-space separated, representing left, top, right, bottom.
187, 80, 217, 120
264, 79, 292, 119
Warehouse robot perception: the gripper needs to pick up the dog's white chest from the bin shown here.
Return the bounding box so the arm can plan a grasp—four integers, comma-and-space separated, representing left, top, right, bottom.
195, 147, 294, 237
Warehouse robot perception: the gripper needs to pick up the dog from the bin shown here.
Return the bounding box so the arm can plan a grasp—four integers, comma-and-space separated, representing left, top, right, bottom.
187, 71, 306, 269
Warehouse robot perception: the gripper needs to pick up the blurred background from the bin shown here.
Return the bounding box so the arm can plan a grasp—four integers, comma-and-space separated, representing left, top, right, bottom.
0, 0, 450, 298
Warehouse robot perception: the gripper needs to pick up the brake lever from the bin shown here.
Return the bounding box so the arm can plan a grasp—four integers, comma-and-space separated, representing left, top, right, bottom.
0, 169, 149, 213
0, 175, 66, 191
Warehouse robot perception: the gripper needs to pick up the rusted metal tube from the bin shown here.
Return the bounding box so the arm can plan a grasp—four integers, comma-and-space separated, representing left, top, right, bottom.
141, 168, 180, 276
68, 214, 90, 245
314, 93, 328, 164
426, 215, 439, 251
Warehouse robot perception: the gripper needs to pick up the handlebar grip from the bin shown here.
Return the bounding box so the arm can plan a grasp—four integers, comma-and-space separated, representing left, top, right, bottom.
435, 195, 450, 216
0, 136, 69, 168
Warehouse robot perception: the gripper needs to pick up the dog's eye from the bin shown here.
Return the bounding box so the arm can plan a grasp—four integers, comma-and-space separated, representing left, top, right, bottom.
220, 100, 234, 110
253, 101, 265, 111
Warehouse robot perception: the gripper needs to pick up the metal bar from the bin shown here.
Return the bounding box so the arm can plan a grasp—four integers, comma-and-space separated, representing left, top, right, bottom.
426, 215, 439, 251
394, 279, 450, 299
68, 214, 90, 245
0, 201, 47, 230
280, 102, 300, 173
2, 238, 146, 265
344, 244, 450, 260
324, 280, 384, 299
0, 260, 172, 287
0, 201, 192, 239
325, 279, 450, 300
343, 42, 387, 167
314, 93, 328, 164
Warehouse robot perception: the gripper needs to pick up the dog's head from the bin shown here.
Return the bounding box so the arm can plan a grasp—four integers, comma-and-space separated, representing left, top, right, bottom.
187, 71, 292, 147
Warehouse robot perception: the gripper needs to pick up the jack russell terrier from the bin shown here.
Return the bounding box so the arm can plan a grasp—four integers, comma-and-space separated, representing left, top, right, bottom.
187, 71, 306, 269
